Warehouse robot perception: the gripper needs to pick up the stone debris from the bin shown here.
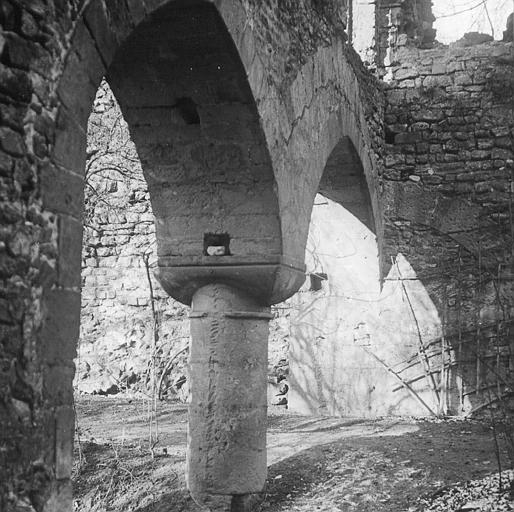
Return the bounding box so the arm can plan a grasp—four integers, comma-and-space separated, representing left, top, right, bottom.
418, 471, 514, 512
453, 32, 494, 47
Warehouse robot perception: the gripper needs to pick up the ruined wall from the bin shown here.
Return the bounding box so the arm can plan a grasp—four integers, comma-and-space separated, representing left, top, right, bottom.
0, 1, 85, 510
375, 0, 436, 76
383, 38, 514, 414
74, 0, 385, 402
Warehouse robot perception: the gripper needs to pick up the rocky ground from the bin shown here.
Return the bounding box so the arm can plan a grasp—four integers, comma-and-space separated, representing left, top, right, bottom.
73, 397, 513, 512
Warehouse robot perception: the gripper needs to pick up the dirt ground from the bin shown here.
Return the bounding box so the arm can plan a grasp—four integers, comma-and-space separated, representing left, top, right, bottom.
73, 396, 512, 512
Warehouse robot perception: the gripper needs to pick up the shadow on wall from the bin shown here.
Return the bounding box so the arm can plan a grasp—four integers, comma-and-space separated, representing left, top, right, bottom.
288, 194, 449, 417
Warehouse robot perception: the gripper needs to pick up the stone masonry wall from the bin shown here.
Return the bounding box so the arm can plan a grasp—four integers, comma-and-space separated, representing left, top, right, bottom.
383, 38, 514, 413
0, 1, 85, 510
78, 82, 189, 397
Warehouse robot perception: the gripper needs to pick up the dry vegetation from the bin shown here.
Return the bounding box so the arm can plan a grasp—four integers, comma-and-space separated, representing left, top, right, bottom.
73, 397, 513, 512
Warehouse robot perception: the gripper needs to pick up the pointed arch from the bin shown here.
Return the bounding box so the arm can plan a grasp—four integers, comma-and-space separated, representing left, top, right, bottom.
318, 136, 376, 233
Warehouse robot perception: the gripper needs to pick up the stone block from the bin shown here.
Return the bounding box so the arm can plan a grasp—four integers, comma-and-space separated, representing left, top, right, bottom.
1, 101, 27, 131
396, 78, 415, 88
394, 67, 418, 80
470, 149, 490, 160
0, 297, 14, 324
127, 295, 139, 306
387, 90, 406, 105
83, 0, 119, 65
431, 61, 446, 74
492, 148, 513, 160
58, 215, 82, 288
385, 153, 405, 167
52, 106, 87, 175
41, 289, 80, 364
446, 59, 465, 73
0, 63, 32, 103
31, 132, 46, 159
411, 109, 443, 122
0, 150, 13, 175
40, 163, 84, 218
394, 132, 421, 144
454, 72, 473, 86
55, 406, 74, 480
20, 9, 39, 38
0, 127, 26, 156
491, 126, 511, 138
4, 32, 52, 76
422, 74, 452, 88
56, 50, 97, 128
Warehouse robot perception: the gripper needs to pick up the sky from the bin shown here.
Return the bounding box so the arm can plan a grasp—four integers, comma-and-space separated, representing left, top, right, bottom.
433, 0, 513, 43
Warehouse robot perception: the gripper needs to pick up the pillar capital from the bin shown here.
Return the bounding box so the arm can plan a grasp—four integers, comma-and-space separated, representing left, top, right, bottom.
156, 256, 305, 306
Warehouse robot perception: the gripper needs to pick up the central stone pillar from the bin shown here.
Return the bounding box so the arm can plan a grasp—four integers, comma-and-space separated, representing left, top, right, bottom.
187, 283, 272, 511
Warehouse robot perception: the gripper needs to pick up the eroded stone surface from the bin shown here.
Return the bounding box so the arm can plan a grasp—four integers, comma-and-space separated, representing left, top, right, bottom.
187, 284, 270, 509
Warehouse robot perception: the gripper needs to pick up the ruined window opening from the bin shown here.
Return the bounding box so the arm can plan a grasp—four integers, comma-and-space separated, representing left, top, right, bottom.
174, 97, 200, 125
204, 233, 231, 256
309, 272, 327, 291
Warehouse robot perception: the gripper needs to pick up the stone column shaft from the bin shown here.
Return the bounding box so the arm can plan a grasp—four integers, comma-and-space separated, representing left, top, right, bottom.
187, 284, 271, 511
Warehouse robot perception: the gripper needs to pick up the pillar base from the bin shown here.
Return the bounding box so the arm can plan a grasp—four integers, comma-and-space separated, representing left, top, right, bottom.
193, 492, 264, 512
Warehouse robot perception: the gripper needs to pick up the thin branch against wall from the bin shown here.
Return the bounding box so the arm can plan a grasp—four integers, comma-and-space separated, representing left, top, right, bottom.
84, 80, 151, 235
434, 0, 486, 19
483, 0, 495, 37
143, 251, 159, 456
394, 257, 441, 409
358, 344, 438, 417
157, 345, 189, 401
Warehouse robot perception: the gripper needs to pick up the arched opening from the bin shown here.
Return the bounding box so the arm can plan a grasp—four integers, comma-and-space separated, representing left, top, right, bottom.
77, 80, 190, 398
288, 137, 443, 417
105, 1, 282, 305
318, 136, 376, 233
37, 2, 282, 510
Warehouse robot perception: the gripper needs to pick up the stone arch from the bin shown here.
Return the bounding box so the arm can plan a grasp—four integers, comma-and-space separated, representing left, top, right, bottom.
318, 135, 376, 232
105, 0, 283, 305
245, 38, 386, 281
51, 0, 284, 306
33, 1, 283, 510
